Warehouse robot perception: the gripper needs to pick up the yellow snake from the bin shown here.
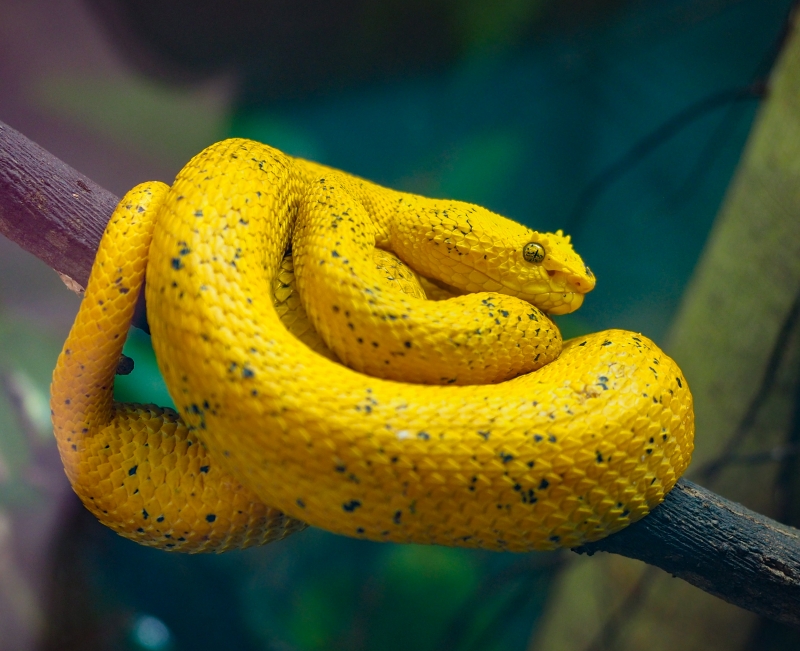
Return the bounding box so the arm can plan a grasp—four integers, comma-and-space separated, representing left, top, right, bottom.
50, 139, 694, 553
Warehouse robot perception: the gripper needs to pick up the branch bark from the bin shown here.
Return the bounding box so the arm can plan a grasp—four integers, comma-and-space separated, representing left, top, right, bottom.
1, 119, 799, 627
576, 479, 800, 627
0, 121, 119, 292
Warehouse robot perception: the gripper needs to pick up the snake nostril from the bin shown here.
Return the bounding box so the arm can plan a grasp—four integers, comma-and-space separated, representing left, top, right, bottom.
546, 269, 556, 277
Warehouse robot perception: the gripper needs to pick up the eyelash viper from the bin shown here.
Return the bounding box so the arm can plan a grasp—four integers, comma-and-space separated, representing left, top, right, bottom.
50, 138, 694, 553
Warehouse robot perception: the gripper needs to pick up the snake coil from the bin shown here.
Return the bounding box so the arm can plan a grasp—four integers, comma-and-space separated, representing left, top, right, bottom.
51, 139, 694, 553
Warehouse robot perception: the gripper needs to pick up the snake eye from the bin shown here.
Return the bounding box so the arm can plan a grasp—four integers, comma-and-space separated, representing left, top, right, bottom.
522, 242, 545, 264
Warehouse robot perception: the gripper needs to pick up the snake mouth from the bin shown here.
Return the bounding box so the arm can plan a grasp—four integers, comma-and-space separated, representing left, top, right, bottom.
513, 269, 590, 314
497, 280, 585, 314
545, 292, 583, 315
533, 265, 594, 314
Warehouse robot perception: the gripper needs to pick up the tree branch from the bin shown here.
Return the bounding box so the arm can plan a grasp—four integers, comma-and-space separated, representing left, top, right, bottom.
1, 119, 799, 628
0, 121, 119, 291
576, 479, 800, 627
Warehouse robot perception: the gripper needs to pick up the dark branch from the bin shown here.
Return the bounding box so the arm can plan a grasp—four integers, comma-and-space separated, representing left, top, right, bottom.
1, 119, 800, 628
577, 479, 800, 628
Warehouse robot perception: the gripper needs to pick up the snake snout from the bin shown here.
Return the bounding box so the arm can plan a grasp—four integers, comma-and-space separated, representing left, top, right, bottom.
567, 273, 595, 294
549, 266, 596, 296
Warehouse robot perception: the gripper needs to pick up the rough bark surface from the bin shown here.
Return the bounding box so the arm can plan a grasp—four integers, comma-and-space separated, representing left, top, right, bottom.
0, 121, 119, 290
577, 479, 800, 627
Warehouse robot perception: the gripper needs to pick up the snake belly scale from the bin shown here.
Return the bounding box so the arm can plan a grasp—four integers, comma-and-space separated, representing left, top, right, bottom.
50, 139, 694, 553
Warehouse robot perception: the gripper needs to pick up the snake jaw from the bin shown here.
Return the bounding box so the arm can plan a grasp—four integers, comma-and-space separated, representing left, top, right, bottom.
507, 266, 592, 314
545, 291, 584, 315
548, 272, 592, 314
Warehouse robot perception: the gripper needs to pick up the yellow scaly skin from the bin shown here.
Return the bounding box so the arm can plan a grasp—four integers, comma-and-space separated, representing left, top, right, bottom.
50, 183, 306, 552
51, 139, 694, 552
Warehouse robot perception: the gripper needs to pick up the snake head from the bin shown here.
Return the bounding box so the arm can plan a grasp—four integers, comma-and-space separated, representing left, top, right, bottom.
511, 228, 596, 315
392, 202, 595, 315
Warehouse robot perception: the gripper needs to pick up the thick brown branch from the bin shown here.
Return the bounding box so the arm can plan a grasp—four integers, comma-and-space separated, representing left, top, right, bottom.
0, 120, 119, 290
1, 119, 799, 627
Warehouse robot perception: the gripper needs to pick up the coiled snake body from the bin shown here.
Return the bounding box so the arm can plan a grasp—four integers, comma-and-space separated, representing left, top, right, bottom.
51, 139, 694, 553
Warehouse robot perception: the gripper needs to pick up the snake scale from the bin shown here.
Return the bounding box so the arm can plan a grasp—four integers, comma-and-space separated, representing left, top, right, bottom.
50, 139, 694, 553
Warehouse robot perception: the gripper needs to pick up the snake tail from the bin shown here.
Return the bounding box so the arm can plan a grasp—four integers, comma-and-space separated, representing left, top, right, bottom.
50, 182, 305, 553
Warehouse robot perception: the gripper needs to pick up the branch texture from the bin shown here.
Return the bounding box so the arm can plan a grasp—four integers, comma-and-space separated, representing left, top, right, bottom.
0, 121, 119, 290
577, 479, 800, 627
1, 119, 799, 627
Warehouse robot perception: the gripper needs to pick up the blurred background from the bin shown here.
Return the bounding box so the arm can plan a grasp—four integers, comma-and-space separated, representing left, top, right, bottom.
0, 0, 798, 650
